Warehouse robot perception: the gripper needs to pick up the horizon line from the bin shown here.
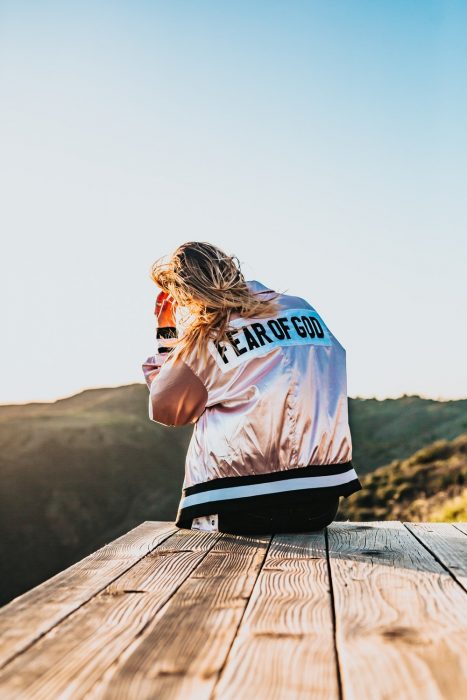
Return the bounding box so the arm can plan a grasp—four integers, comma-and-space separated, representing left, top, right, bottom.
0, 382, 465, 408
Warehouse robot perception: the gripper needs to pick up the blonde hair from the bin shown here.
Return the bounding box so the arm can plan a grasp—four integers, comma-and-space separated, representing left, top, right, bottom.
150, 241, 282, 359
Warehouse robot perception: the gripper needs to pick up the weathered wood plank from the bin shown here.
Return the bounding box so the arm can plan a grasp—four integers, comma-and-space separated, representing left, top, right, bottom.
212, 531, 339, 700
87, 533, 271, 700
0, 530, 220, 699
328, 522, 467, 700
405, 523, 467, 592
0, 521, 175, 670
454, 522, 467, 536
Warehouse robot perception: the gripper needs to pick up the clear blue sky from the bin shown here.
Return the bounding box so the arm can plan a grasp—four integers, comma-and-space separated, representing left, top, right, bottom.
1, 1, 466, 403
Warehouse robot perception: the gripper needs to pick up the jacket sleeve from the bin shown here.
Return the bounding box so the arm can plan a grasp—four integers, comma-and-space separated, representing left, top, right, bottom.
142, 326, 178, 388
142, 327, 208, 427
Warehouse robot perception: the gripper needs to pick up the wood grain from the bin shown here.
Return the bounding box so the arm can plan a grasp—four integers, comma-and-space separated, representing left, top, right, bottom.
213, 531, 339, 700
0, 521, 175, 670
88, 532, 271, 700
405, 522, 467, 591
327, 522, 467, 700
2, 520, 466, 700
0, 530, 220, 699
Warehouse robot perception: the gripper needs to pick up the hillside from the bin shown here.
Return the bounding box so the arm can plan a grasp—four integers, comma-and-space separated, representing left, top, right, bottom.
339, 434, 467, 522
0, 384, 466, 605
349, 395, 467, 473
0, 385, 192, 605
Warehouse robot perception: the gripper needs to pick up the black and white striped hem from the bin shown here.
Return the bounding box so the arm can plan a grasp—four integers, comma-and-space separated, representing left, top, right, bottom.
175, 461, 361, 528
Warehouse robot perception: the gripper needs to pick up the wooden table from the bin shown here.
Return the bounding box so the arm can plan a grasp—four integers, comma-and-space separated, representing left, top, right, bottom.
0, 521, 466, 699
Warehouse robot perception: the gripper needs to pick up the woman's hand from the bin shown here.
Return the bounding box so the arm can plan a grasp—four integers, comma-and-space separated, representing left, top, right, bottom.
154, 290, 177, 328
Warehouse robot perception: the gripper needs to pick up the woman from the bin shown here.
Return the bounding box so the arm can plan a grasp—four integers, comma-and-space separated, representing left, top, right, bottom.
142, 241, 361, 535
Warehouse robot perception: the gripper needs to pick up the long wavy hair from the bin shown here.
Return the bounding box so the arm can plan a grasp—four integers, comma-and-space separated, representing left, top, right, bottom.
150, 242, 282, 360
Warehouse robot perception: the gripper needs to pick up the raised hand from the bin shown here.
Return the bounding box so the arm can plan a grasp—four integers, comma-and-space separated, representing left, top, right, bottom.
154, 290, 177, 328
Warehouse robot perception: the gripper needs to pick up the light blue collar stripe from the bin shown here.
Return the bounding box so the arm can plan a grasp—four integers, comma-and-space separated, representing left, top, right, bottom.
180, 468, 358, 510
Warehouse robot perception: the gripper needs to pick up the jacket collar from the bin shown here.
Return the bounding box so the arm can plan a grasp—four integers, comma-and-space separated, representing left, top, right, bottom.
246, 279, 275, 294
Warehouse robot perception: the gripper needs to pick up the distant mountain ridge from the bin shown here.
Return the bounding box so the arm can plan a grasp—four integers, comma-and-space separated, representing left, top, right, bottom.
0, 384, 466, 605
2, 384, 466, 470
348, 395, 467, 473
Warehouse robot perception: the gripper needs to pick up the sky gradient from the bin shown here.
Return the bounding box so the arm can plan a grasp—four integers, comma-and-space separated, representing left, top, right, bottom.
1, 1, 466, 403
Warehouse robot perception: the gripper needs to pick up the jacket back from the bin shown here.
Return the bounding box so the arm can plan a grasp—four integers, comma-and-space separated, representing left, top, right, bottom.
143, 279, 361, 527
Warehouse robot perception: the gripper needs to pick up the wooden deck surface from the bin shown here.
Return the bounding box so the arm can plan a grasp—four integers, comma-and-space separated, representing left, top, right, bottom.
0, 521, 466, 699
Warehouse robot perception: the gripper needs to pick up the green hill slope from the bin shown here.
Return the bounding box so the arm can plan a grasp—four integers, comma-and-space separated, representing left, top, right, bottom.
0, 384, 466, 605
339, 434, 467, 522
349, 395, 467, 473
0, 384, 192, 605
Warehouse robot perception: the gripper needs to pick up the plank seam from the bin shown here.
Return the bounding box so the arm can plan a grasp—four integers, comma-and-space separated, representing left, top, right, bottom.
0, 526, 177, 672
452, 523, 467, 536
325, 526, 344, 700
80, 533, 224, 699
402, 523, 467, 593
208, 534, 273, 700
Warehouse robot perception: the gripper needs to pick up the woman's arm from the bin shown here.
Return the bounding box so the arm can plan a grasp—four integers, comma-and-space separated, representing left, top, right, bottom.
142, 326, 178, 389
142, 292, 208, 426
147, 356, 208, 426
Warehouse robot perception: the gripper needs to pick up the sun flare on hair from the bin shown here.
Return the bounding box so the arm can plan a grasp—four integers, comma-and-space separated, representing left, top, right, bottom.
150, 242, 282, 359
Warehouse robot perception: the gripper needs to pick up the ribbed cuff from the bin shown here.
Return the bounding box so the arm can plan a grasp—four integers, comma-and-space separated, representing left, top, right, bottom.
156, 326, 177, 339
156, 326, 178, 354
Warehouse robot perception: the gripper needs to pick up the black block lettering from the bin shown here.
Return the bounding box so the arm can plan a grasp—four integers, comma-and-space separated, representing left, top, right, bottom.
227, 330, 247, 356
310, 317, 324, 338
267, 319, 285, 339
215, 342, 229, 364
251, 323, 273, 345
302, 316, 316, 338
291, 316, 307, 338
277, 317, 291, 339
243, 327, 261, 350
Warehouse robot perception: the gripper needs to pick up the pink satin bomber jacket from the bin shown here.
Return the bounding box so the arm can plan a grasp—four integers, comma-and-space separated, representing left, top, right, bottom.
142, 280, 361, 527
